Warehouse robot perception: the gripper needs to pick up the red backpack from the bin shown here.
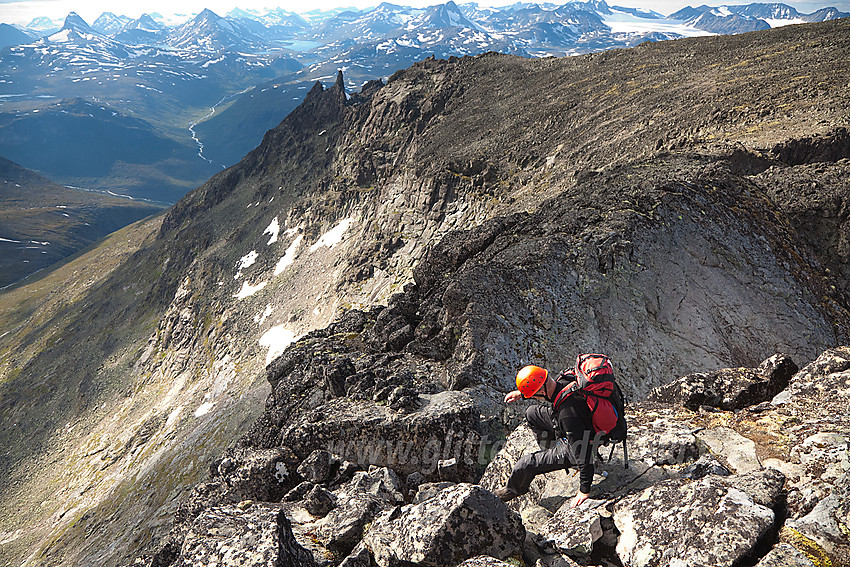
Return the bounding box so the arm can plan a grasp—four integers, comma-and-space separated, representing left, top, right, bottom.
553, 354, 624, 438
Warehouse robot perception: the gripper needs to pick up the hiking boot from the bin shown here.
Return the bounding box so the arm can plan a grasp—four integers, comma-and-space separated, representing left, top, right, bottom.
494, 487, 519, 502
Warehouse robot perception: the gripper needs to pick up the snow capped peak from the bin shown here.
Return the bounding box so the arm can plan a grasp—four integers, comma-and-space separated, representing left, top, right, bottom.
92, 12, 132, 35
414, 1, 479, 29
228, 7, 261, 20
710, 6, 734, 17
26, 16, 62, 31
62, 11, 96, 34
169, 7, 265, 50
123, 14, 165, 32
196, 8, 222, 22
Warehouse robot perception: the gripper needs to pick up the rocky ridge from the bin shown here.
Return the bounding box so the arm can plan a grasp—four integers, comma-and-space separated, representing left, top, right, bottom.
138, 346, 850, 567
1, 18, 849, 567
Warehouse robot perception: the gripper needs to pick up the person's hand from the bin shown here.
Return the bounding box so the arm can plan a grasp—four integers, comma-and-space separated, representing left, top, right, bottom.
504, 390, 523, 403
571, 490, 590, 508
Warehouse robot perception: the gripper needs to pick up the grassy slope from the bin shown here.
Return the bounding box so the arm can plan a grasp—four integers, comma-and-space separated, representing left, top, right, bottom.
0, 213, 166, 565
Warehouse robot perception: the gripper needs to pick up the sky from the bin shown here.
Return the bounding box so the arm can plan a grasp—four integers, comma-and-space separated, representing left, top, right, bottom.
1, 0, 848, 26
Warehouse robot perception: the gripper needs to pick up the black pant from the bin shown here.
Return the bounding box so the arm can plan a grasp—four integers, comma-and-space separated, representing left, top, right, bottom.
506, 397, 594, 496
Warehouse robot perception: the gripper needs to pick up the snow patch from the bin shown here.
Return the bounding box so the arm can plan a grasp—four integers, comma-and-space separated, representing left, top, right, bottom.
194, 402, 215, 417
765, 17, 806, 27
235, 250, 258, 279
259, 325, 297, 364
48, 29, 72, 42
254, 305, 273, 324
603, 12, 712, 36
201, 56, 225, 68
275, 234, 303, 275
309, 217, 353, 252
234, 280, 267, 299
166, 406, 183, 428
264, 217, 280, 245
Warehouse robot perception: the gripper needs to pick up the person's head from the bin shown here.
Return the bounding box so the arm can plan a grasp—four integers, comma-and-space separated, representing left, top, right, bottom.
516, 365, 548, 398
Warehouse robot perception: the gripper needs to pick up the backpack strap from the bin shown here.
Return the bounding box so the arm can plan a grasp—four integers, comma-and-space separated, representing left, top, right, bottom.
551, 381, 579, 412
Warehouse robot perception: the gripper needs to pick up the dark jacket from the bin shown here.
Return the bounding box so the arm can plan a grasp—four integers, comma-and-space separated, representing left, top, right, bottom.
546, 372, 596, 493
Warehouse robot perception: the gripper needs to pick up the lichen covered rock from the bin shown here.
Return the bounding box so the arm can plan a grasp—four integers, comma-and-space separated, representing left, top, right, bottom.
280, 390, 481, 481
647, 353, 797, 411
314, 494, 388, 556
614, 476, 775, 567
456, 557, 517, 567
177, 503, 314, 567
540, 498, 609, 560
780, 474, 850, 567
363, 483, 525, 567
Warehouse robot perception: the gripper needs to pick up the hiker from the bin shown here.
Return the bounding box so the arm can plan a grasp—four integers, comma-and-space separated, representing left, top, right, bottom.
495, 356, 622, 508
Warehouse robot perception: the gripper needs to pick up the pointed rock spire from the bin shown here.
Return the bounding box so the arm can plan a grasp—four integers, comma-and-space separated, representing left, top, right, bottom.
331, 70, 346, 104
305, 80, 324, 102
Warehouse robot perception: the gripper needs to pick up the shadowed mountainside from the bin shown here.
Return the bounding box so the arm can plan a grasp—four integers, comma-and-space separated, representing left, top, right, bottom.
0, 156, 164, 287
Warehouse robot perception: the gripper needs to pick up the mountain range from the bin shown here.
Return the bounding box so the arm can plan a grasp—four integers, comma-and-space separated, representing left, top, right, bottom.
1, 2, 847, 203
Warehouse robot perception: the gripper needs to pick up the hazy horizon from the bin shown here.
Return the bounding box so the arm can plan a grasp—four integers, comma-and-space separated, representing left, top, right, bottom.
2, 0, 848, 27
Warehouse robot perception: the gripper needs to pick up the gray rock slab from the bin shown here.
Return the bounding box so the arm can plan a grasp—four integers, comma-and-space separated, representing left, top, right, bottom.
754, 543, 815, 567
629, 418, 700, 466
696, 426, 762, 474
177, 503, 314, 567
282, 390, 479, 480
539, 498, 608, 560
363, 483, 525, 567
614, 476, 775, 567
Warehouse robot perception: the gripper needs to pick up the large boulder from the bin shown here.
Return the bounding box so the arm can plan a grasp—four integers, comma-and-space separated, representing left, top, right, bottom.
614, 476, 776, 567
280, 390, 481, 481
764, 347, 850, 519
176, 503, 314, 567
213, 447, 302, 502
363, 483, 525, 567
314, 494, 389, 556
539, 498, 610, 560
647, 353, 797, 411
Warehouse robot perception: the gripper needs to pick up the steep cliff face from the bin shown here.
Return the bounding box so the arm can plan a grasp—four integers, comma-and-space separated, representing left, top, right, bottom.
0, 18, 849, 567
